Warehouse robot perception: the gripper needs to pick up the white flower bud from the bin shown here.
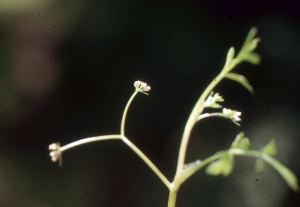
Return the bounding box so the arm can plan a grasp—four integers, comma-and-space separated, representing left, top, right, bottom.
49, 142, 62, 166
222, 108, 242, 122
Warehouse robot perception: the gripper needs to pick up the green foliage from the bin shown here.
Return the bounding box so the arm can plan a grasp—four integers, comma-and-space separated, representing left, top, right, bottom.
203, 134, 298, 192
225, 73, 254, 94
261, 139, 277, 155
231, 132, 250, 150
206, 153, 234, 176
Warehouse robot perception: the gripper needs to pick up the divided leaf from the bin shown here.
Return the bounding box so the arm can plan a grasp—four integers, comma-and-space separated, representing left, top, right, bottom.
242, 52, 261, 65
261, 139, 277, 156
244, 27, 258, 46
206, 154, 234, 176
231, 132, 250, 150
239, 27, 261, 56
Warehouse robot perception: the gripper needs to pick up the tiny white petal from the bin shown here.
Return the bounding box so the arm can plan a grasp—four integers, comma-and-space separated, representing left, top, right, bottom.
222, 108, 242, 122
134, 81, 141, 88
222, 108, 231, 115
50, 151, 58, 162
233, 111, 242, 121
144, 86, 151, 91
49, 143, 58, 151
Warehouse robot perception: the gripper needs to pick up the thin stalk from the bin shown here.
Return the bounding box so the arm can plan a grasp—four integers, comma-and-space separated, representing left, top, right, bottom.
173, 154, 220, 191
122, 136, 171, 188
175, 71, 227, 180
121, 90, 139, 136
59, 133, 171, 188
167, 189, 177, 207
197, 112, 224, 121
60, 135, 123, 151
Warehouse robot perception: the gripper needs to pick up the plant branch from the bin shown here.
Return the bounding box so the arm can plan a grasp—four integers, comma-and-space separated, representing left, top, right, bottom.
122, 136, 171, 188
60, 135, 123, 151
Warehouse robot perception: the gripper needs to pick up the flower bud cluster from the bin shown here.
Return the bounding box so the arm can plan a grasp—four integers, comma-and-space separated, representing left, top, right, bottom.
134, 80, 151, 94
49, 142, 62, 166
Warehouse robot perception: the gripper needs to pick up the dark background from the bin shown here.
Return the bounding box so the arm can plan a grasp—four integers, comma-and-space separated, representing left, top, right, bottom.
0, 0, 299, 206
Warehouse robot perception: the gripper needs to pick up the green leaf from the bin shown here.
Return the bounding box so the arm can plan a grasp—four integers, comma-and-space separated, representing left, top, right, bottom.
206, 160, 223, 176
255, 158, 265, 173
261, 139, 277, 156
206, 154, 233, 176
248, 38, 261, 53
231, 132, 250, 150
240, 27, 260, 54
242, 52, 261, 65
223, 47, 235, 71
225, 72, 254, 94
226, 47, 235, 64
244, 27, 258, 46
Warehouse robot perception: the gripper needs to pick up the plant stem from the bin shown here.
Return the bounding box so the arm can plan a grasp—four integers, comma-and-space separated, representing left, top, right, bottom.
122, 136, 171, 188
60, 135, 123, 151
59, 134, 170, 188
175, 71, 226, 180
121, 90, 139, 136
167, 188, 177, 207
197, 112, 224, 121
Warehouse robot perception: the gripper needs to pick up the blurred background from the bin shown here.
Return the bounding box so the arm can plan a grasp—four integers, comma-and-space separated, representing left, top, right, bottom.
0, 0, 300, 206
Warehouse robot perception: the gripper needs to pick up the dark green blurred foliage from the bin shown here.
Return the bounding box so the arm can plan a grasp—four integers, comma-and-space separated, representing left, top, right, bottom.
0, 0, 300, 206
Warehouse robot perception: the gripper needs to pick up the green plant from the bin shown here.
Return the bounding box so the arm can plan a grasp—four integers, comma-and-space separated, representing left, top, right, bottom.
48, 28, 298, 207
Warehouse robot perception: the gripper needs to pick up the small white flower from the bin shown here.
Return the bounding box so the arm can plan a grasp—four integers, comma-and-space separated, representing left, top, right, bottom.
49, 142, 62, 166
134, 80, 151, 95
222, 108, 242, 122
50, 151, 60, 162
49, 143, 59, 151
233, 111, 242, 122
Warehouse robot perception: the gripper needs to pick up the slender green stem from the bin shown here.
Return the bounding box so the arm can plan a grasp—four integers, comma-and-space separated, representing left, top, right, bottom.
228, 148, 261, 157
197, 112, 224, 121
175, 71, 227, 180
59, 133, 171, 188
121, 90, 139, 136
60, 135, 123, 151
122, 136, 171, 188
167, 188, 177, 207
